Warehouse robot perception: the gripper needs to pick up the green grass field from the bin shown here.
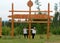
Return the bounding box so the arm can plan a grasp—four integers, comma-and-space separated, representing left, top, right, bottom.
0, 35, 60, 43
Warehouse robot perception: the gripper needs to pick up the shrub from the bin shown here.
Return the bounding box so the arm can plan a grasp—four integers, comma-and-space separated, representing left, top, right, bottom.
2, 26, 11, 35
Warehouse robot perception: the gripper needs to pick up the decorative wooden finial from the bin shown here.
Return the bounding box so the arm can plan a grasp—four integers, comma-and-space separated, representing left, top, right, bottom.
27, 0, 33, 7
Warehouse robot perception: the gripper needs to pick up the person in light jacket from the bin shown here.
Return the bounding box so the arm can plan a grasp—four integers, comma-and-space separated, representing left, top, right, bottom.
31, 27, 36, 39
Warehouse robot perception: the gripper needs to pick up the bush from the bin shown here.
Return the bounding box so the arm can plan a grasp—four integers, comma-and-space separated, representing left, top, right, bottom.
32, 23, 47, 34
14, 26, 23, 35
2, 26, 11, 35
14, 23, 28, 35
51, 27, 60, 35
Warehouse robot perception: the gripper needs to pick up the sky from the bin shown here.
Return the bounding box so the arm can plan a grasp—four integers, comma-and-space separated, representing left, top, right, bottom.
0, 0, 60, 21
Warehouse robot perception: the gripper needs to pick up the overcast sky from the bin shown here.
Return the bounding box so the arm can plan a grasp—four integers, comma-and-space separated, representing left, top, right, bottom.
0, 0, 59, 21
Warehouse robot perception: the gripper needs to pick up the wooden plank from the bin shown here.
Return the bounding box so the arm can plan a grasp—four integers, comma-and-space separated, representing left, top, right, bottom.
9, 21, 52, 23
9, 10, 52, 12
8, 14, 53, 19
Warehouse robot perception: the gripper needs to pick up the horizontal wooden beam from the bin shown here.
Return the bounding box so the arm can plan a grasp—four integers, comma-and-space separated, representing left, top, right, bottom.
9, 10, 52, 12
9, 21, 52, 23
8, 14, 53, 19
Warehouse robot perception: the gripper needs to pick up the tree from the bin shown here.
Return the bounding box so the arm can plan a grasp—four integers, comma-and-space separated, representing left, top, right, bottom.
51, 3, 60, 34
54, 3, 58, 12
59, 2, 60, 26
35, 0, 42, 14
53, 3, 59, 28
53, 12, 59, 28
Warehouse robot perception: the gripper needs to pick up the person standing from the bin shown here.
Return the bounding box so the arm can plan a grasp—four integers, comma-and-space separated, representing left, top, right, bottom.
31, 27, 36, 39
23, 27, 28, 38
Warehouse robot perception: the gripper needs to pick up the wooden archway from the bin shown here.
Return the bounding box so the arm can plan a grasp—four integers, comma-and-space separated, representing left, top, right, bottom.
8, 0, 53, 39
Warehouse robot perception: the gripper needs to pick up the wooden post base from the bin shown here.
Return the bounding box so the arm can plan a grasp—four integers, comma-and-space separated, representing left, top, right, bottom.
0, 36, 2, 38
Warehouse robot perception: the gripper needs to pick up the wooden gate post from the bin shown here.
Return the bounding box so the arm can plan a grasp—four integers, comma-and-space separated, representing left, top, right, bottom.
47, 3, 50, 39
0, 18, 2, 38
27, 0, 33, 39
11, 3, 14, 38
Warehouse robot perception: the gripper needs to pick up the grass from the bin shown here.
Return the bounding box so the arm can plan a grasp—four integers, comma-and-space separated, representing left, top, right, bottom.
0, 35, 60, 43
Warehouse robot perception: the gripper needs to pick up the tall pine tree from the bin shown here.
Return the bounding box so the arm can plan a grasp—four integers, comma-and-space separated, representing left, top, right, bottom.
53, 3, 59, 28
